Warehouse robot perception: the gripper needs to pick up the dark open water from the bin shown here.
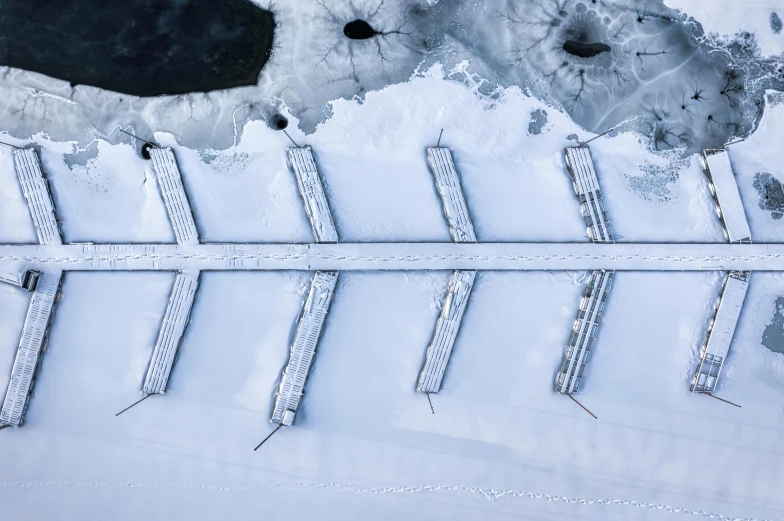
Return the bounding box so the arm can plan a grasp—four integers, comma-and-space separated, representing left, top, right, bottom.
0, 0, 275, 96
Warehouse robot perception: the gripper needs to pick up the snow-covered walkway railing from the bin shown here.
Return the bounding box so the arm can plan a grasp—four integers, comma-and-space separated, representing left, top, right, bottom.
150, 148, 200, 245
691, 271, 749, 393
418, 146, 477, 394
4, 242, 784, 271
417, 270, 476, 393
272, 271, 338, 426
142, 270, 200, 395
555, 270, 613, 394
0, 271, 62, 427
13, 148, 62, 245
700, 148, 751, 244
287, 146, 338, 243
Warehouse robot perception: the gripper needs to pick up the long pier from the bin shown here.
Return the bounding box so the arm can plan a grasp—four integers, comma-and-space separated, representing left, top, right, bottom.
1, 243, 783, 271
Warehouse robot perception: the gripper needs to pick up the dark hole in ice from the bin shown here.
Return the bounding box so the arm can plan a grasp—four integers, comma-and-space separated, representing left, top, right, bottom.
269, 113, 288, 131
141, 143, 154, 160
0, 0, 275, 97
344, 20, 378, 40
562, 40, 611, 58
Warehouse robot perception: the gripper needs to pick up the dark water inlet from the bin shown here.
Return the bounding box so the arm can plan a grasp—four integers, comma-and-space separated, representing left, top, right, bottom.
0, 0, 275, 97
269, 114, 288, 130
344, 20, 378, 40
562, 40, 611, 58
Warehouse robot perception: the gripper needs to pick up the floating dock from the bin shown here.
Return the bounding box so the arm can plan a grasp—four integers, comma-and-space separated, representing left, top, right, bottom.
416, 146, 477, 395
150, 148, 200, 245
426, 147, 477, 243
555, 269, 614, 394
692, 271, 750, 393
142, 270, 200, 395
690, 148, 752, 393
272, 271, 338, 426
701, 149, 751, 244
556, 146, 616, 394
0, 271, 63, 427
13, 148, 62, 245
564, 146, 614, 243
417, 270, 476, 393
287, 147, 338, 243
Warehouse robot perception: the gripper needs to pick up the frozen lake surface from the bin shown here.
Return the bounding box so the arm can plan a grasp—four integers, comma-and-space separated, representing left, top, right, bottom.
1, 0, 784, 519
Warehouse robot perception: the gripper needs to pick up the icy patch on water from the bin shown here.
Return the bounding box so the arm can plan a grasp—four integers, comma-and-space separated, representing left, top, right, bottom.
752, 172, 784, 220
527, 109, 549, 135
762, 297, 784, 355
771, 13, 783, 35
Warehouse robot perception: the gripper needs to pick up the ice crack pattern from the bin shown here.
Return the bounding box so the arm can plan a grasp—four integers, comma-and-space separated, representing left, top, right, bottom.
0, 0, 782, 150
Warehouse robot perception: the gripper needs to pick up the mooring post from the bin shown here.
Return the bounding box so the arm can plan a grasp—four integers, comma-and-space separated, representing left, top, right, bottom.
283, 130, 300, 148
579, 126, 616, 147
254, 424, 283, 451
568, 394, 597, 419
707, 393, 742, 408
115, 394, 152, 417
119, 129, 159, 148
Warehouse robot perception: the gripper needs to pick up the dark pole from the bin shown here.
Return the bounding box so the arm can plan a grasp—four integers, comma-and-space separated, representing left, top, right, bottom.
119, 129, 159, 148
437, 129, 444, 148
115, 394, 152, 416
254, 424, 283, 451
707, 393, 741, 408
580, 126, 616, 147
426, 392, 435, 414
568, 394, 597, 419
282, 130, 300, 148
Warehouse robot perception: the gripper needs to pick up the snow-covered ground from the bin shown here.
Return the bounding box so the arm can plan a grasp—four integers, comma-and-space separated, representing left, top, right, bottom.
666, 0, 784, 57
1, 18, 783, 521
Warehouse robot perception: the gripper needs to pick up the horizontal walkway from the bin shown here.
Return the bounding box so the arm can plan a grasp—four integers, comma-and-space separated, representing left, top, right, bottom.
1, 243, 784, 271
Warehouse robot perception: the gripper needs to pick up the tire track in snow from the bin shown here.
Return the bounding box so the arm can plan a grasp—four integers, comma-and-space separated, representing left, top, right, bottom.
0, 481, 772, 520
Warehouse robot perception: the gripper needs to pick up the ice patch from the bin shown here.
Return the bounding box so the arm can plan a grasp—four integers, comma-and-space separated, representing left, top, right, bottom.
771, 12, 783, 35
527, 109, 549, 135
762, 297, 784, 355
752, 172, 784, 220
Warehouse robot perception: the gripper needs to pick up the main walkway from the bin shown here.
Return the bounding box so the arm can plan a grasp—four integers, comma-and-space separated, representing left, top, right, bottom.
1, 242, 783, 271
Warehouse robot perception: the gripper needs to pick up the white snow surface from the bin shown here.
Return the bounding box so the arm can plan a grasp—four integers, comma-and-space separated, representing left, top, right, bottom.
727, 91, 784, 242
665, 0, 784, 57
0, 69, 783, 520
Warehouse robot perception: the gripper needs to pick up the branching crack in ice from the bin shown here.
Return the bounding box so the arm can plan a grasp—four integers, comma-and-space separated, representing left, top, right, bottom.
0, 481, 769, 520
